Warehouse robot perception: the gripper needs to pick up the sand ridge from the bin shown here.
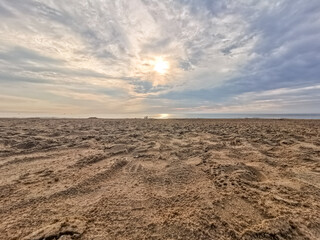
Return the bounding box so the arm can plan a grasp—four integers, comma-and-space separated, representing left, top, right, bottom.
0, 118, 319, 239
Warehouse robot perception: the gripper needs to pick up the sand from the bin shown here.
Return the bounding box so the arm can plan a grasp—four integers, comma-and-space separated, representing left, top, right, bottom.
0, 118, 319, 240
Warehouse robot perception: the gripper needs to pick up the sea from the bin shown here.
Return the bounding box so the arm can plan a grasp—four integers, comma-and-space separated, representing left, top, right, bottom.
176, 113, 320, 119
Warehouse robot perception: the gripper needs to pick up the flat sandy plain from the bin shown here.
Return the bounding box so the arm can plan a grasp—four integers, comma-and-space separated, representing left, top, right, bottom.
0, 118, 320, 240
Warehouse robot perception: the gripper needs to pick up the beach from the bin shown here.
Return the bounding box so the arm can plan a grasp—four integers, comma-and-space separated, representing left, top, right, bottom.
0, 118, 319, 239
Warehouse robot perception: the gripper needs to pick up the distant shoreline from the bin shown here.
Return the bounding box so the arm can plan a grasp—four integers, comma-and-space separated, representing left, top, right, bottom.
1, 113, 320, 120
0, 117, 320, 120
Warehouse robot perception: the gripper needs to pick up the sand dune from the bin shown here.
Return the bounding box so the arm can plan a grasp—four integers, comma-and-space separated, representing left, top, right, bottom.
0, 118, 319, 239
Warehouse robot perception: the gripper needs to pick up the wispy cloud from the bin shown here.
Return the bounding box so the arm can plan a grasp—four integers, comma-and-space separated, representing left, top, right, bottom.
0, 0, 319, 116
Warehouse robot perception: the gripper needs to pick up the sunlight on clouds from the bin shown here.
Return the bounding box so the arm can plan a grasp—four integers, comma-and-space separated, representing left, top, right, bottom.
0, 0, 256, 94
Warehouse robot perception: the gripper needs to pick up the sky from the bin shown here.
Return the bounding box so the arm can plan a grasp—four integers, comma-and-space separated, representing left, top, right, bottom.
0, 0, 319, 118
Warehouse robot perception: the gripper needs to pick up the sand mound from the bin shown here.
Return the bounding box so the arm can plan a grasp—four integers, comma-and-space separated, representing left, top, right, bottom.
23, 218, 86, 240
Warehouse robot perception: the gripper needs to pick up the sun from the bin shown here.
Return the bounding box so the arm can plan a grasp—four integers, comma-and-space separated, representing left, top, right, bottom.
153, 57, 169, 74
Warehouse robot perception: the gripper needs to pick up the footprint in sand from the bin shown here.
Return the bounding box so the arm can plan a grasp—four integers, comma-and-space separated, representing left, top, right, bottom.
122, 162, 143, 174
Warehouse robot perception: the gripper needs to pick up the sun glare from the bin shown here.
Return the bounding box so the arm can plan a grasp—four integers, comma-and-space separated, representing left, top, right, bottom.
153, 58, 169, 74
159, 113, 169, 119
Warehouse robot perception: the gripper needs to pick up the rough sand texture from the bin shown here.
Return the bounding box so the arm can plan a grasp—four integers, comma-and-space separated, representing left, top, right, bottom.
0, 119, 320, 240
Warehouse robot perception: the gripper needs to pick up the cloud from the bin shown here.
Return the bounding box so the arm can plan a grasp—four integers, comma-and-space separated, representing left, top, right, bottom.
0, 0, 319, 116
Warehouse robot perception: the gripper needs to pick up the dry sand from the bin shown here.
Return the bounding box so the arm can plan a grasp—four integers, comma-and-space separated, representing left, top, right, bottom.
0, 118, 319, 240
